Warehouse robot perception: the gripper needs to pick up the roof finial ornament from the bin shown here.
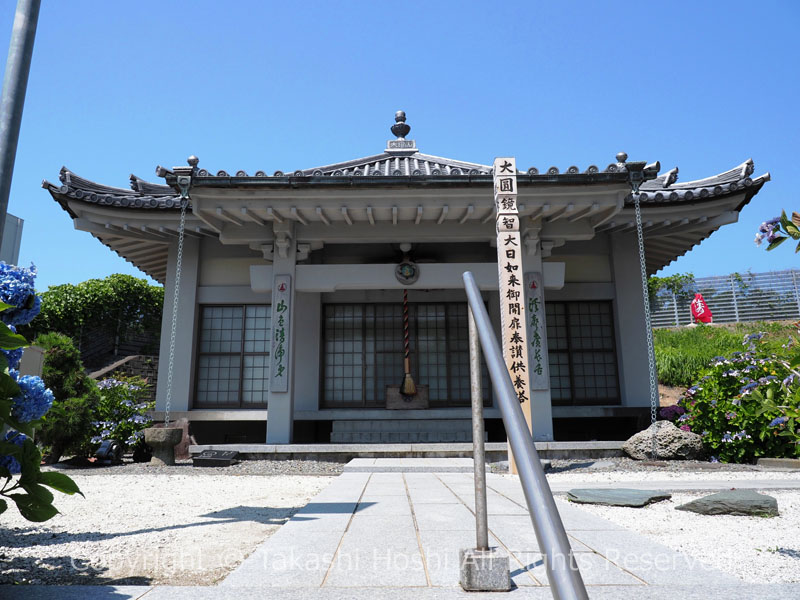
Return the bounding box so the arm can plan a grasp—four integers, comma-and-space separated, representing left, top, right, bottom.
391, 110, 411, 140
188, 155, 199, 168
616, 152, 628, 164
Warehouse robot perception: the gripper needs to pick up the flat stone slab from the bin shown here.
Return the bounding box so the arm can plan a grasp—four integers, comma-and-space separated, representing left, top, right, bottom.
757, 457, 800, 470
675, 489, 779, 516
567, 488, 672, 507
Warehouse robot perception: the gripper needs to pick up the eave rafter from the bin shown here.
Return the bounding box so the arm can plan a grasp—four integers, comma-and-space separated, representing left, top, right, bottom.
43, 154, 769, 279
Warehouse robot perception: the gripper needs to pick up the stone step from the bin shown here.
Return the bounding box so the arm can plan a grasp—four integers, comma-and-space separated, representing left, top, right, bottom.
332, 419, 474, 433
330, 430, 484, 444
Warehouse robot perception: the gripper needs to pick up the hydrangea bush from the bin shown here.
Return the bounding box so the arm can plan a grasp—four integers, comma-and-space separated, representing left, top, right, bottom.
677, 332, 800, 462
92, 376, 153, 449
0, 263, 82, 521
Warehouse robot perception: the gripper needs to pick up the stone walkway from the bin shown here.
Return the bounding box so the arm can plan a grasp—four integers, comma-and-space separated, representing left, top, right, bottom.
221, 471, 739, 590
4, 461, 800, 599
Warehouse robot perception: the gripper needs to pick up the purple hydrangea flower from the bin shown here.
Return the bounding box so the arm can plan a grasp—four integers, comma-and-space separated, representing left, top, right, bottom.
769, 416, 789, 428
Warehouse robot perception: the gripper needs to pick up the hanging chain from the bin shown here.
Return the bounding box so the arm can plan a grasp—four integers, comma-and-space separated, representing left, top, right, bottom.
633, 192, 660, 460
163, 196, 187, 428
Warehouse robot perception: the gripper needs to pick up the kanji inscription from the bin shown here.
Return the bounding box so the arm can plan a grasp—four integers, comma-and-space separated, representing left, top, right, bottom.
525, 271, 549, 390
493, 157, 532, 409
270, 275, 292, 392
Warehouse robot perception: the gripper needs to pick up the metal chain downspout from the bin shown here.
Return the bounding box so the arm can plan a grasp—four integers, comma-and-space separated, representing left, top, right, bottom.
163, 183, 189, 427
633, 192, 660, 460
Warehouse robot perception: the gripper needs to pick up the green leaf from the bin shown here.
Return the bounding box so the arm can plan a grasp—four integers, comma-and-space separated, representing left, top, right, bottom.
0, 372, 20, 398
0, 323, 28, 350
767, 236, 788, 251
795, 240, 800, 254
786, 224, 800, 238
0, 302, 14, 312
8, 493, 59, 522
17, 439, 41, 484
21, 482, 54, 506
781, 210, 792, 230
38, 471, 84, 497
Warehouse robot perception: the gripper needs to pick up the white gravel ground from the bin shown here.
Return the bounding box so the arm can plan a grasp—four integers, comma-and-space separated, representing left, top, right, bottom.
568, 490, 800, 583
547, 469, 800, 483
0, 473, 332, 585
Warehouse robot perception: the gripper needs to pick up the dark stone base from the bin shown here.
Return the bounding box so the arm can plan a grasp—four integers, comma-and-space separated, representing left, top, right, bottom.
385, 385, 429, 409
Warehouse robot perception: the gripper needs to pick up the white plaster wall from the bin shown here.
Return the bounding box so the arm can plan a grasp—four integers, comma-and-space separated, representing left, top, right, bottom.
609, 233, 652, 408
198, 238, 262, 287
155, 237, 199, 414
293, 292, 321, 412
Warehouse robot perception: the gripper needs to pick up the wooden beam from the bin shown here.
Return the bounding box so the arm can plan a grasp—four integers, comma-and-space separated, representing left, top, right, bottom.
366, 206, 375, 225
437, 205, 449, 225
290, 207, 308, 226
216, 207, 245, 226
240, 207, 266, 226
341, 206, 352, 226
459, 205, 474, 224
316, 207, 330, 225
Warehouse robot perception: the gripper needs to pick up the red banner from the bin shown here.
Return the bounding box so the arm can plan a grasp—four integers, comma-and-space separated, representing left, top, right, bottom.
690, 293, 713, 324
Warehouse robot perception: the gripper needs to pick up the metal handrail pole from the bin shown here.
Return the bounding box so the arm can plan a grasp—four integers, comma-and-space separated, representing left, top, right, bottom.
468, 306, 489, 551
463, 272, 588, 600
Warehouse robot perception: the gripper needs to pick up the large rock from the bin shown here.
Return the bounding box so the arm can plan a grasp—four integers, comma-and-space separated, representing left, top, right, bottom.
567, 488, 672, 507
622, 421, 704, 460
675, 490, 779, 517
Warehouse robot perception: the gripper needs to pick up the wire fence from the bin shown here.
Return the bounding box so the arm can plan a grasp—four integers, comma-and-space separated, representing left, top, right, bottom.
650, 269, 800, 328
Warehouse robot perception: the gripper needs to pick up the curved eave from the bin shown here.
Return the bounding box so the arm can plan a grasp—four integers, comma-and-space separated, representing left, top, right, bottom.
43, 175, 203, 285
616, 176, 768, 274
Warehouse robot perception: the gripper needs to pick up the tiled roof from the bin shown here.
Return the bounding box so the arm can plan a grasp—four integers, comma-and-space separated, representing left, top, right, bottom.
42, 167, 181, 211
631, 159, 770, 204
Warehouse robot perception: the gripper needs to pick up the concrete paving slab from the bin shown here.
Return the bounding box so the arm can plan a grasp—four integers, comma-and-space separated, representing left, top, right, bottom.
0, 587, 152, 599
516, 550, 644, 586
11, 584, 800, 600
567, 528, 742, 586
417, 529, 507, 587
413, 502, 476, 531
486, 515, 593, 553
355, 494, 412, 516
222, 527, 344, 587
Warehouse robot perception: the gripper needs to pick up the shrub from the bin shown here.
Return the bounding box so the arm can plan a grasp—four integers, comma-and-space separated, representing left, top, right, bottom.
0, 263, 83, 522
678, 333, 799, 462
654, 322, 795, 387
92, 376, 153, 450
34, 332, 99, 462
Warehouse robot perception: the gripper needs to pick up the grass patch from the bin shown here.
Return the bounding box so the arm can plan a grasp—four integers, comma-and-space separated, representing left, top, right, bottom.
654, 321, 796, 388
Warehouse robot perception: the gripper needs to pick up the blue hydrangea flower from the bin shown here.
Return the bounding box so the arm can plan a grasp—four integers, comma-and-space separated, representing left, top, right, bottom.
0, 430, 26, 474
98, 378, 126, 389
769, 416, 789, 428
9, 370, 54, 423
721, 432, 734, 443
2, 346, 23, 370
739, 382, 759, 395
0, 262, 40, 326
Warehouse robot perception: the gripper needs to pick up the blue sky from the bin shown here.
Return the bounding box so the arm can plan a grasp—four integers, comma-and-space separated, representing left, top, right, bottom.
0, 0, 798, 290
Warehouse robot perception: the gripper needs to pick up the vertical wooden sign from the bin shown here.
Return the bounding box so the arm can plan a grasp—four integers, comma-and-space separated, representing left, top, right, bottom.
270, 275, 291, 392
494, 158, 532, 472
525, 271, 550, 390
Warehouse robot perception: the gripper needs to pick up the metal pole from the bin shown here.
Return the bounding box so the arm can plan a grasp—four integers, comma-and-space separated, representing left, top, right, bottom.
672, 291, 679, 327
463, 271, 588, 600
468, 306, 489, 551
0, 0, 40, 240
730, 274, 740, 323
